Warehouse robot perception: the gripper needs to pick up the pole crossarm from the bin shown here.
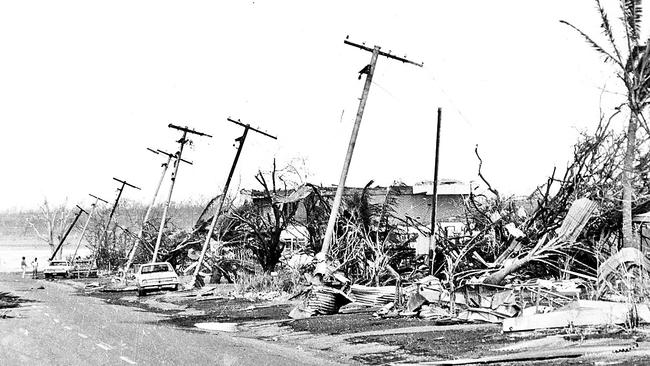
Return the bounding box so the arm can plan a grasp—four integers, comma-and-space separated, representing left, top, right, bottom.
88, 194, 109, 204
75, 205, 88, 215
226, 118, 278, 140
156, 149, 193, 165
168, 123, 213, 138
112, 177, 141, 191
344, 38, 423, 67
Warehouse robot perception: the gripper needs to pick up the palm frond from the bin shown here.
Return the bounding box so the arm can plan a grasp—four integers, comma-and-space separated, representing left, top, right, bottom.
623, 0, 643, 42
560, 20, 623, 68
620, 1, 636, 55
596, 0, 625, 64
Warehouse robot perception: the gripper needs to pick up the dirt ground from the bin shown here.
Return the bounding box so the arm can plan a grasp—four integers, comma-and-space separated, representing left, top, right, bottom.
44, 277, 650, 365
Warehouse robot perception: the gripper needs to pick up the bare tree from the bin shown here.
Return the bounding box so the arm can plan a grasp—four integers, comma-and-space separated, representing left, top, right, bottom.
232, 160, 305, 272
26, 198, 74, 259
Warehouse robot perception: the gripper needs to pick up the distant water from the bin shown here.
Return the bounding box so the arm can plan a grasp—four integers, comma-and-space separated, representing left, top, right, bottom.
0, 237, 91, 272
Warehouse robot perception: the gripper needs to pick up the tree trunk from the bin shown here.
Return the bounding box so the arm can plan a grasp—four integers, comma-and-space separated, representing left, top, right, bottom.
257, 230, 284, 273
482, 257, 529, 285
622, 113, 638, 248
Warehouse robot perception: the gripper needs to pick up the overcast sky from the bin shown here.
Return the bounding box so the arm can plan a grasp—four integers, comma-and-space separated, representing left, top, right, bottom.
0, 1, 629, 211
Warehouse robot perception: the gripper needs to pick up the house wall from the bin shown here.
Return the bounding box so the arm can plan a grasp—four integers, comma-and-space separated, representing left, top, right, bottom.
387, 194, 466, 225
245, 186, 468, 255
256, 192, 467, 227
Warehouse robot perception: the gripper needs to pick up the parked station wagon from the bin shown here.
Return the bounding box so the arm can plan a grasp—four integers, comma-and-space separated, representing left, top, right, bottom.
43, 260, 73, 278
136, 262, 180, 296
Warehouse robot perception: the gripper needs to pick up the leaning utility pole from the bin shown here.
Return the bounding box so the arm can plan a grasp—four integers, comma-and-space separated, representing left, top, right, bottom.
98, 178, 140, 270
429, 108, 442, 275
123, 148, 192, 274
190, 117, 276, 288
316, 37, 423, 267
105, 177, 141, 235
49, 205, 86, 262
152, 124, 210, 263
71, 194, 108, 266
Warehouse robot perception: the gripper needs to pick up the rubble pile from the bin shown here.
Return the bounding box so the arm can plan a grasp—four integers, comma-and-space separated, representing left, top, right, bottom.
286, 138, 650, 332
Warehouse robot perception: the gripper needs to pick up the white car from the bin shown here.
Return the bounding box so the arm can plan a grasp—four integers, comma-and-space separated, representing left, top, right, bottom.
43, 260, 73, 278
136, 262, 180, 296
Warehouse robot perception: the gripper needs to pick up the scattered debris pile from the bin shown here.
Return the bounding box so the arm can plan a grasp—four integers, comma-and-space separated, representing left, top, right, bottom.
286, 122, 650, 332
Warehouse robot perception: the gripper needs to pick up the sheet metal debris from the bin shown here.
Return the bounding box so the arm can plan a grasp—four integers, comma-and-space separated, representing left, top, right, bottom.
289, 286, 353, 319
349, 285, 398, 307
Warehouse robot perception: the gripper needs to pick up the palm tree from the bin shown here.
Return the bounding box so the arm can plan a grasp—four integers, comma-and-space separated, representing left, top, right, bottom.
562, 0, 650, 248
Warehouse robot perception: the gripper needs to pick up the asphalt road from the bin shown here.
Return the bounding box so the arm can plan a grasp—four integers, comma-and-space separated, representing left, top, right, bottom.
0, 274, 343, 366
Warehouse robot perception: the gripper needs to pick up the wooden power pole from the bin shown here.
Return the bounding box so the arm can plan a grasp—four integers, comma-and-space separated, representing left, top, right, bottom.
190, 117, 276, 288
123, 148, 192, 275
429, 108, 442, 275
316, 37, 422, 269
98, 178, 140, 270
49, 205, 86, 262
106, 178, 141, 234
71, 194, 108, 266
152, 124, 210, 263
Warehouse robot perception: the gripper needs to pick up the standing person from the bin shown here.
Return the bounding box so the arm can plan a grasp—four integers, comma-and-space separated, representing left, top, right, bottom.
31, 257, 38, 279
20, 257, 27, 278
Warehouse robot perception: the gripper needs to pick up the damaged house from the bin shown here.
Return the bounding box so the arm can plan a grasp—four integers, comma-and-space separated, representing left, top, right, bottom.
241, 179, 470, 257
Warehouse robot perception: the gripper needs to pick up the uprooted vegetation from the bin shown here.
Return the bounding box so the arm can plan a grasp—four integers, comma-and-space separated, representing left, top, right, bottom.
461, 114, 650, 289
68, 105, 650, 337
287, 110, 650, 327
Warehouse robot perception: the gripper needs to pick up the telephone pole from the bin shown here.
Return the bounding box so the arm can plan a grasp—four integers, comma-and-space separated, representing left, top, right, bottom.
152, 124, 211, 263
99, 178, 140, 270
317, 37, 422, 268
49, 205, 86, 262
429, 108, 442, 275
72, 194, 108, 266
123, 148, 192, 275
191, 117, 276, 288
106, 178, 141, 234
